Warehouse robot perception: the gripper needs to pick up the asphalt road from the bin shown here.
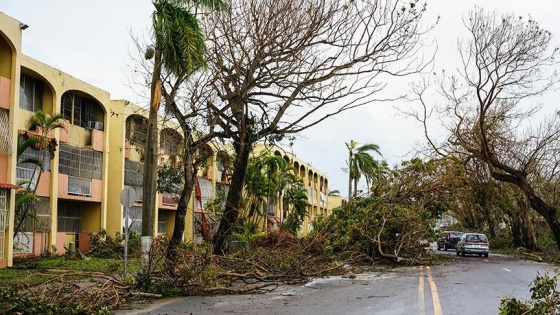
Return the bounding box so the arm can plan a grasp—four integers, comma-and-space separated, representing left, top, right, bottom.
115, 248, 556, 315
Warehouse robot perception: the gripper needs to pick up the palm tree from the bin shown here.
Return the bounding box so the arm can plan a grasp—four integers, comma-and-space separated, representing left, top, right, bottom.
14, 111, 64, 237
241, 154, 291, 230
143, 0, 224, 237
283, 179, 309, 236
346, 140, 382, 201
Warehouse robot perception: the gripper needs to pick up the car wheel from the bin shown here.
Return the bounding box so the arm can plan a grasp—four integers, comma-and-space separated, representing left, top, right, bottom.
484, 253, 489, 258
478, 254, 482, 257
437, 244, 441, 250
443, 244, 447, 251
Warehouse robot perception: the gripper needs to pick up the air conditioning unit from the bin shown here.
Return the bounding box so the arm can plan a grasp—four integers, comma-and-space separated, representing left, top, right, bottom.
87, 121, 104, 131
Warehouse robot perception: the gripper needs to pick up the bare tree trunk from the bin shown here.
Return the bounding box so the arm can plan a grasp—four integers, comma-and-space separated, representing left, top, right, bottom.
492, 171, 560, 250
166, 146, 196, 267
142, 48, 162, 237
213, 139, 251, 256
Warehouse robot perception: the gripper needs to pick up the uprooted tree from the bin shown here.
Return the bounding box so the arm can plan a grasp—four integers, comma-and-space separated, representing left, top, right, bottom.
312, 157, 454, 264
203, 0, 434, 255
414, 8, 560, 249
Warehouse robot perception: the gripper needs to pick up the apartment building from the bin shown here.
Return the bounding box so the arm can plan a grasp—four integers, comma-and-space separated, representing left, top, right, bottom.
0, 12, 339, 268
253, 144, 332, 235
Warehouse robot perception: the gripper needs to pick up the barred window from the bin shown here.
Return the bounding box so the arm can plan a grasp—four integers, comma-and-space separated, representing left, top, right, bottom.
0, 189, 6, 260
17, 142, 51, 190
17, 197, 50, 232
125, 115, 147, 146
57, 201, 81, 233
124, 159, 144, 187
59, 143, 103, 180
61, 92, 100, 128
0, 109, 12, 154
125, 206, 142, 234
198, 178, 212, 210
158, 211, 167, 234
19, 74, 44, 112
18, 142, 51, 171
160, 129, 181, 155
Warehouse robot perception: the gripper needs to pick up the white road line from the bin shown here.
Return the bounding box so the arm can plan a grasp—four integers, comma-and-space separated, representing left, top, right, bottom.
503, 268, 512, 272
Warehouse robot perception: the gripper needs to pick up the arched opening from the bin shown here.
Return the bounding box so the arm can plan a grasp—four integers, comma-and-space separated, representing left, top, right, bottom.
60, 90, 104, 130
160, 128, 182, 156
125, 114, 148, 147
19, 68, 56, 114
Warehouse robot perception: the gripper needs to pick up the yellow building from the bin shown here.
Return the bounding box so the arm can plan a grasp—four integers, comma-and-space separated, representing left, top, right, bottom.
0, 12, 338, 268
252, 144, 333, 235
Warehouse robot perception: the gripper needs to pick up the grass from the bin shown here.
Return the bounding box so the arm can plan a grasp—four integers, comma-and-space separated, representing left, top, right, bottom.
0, 256, 141, 288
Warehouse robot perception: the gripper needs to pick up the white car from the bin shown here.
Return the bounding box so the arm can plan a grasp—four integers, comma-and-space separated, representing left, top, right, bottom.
456, 233, 489, 257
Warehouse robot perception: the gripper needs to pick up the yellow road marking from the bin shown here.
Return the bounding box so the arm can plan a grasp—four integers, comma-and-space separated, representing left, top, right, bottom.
426, 266, 443, 315
418, 266, 426, 315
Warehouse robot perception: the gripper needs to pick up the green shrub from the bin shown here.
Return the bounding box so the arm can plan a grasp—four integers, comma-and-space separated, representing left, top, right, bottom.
500, 269, 560, 314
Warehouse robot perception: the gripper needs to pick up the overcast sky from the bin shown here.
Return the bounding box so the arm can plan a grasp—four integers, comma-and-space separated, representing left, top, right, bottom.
2, 0, 560, 198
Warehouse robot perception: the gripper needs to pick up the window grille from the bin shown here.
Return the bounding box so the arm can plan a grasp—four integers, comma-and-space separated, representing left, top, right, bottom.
16, 197, 49, 232
61, 93, 72, 121
158, 211, 167, 234
125, 116, 147, 146
0, 189, 6, 212
0, 109, 12, 154
59, 143, 102, 180
67, 176, 91, 196
57, 202, 81, 233
160, 129, 181, 155
73, 95, 82, 127
198, 178, 213, 210
320, 192, 327, 207
60, 92, 100, 128
19, 74, 44, 112
13, 232, 33, 254
0, 190, 7, 259
124, 206, 142, 234
16, 167, 37, 190
17, 143, 51, 189
132, 186, 143, 203
124, 159, 144, 186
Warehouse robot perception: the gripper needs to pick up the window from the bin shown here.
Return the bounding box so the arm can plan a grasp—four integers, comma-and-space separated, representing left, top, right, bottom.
198, 178, 213, 210
16, 197, 49, 232
125, 115, 147, 146
160, 129, 181, 155
124, 159, 144, 187
58, 143, 103, 180
67, 176, 91, 196
57, 202, 81, 233
16, 143, 51, 190
61, 92, 99, 128
19, 74, 43, 112
124, 206, 142, 234
158, 211, 167, 234
0, 189, 6, 260
0, 109, 11, 154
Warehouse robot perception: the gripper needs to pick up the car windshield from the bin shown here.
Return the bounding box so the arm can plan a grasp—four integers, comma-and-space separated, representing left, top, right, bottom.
466, 234, 488, 242
450, 232, 462, 238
